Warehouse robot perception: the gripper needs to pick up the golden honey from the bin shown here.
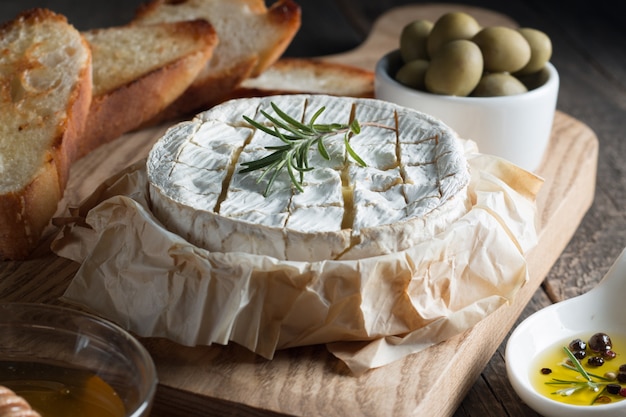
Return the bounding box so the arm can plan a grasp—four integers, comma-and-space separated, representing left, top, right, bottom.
0, 360, 126, 417
530, 333, 626, 406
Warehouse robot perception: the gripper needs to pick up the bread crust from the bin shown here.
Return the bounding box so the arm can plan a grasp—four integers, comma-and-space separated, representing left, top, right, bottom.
77, 19, 218, 158
0, 9, 92, 260
230, 58, 375, 99
253, 0, 302, 76
144, 55, 258, 124
134, 0, 301, 121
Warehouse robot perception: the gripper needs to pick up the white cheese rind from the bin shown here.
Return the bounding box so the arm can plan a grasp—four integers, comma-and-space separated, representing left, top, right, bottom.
147, 94, 470, 262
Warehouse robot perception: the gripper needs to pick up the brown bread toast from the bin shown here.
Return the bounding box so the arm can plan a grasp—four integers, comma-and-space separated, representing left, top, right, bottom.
133, 0, 302, 121
0, 9, 92, 260
229, 57, 374, 99
78, 19, 218, 158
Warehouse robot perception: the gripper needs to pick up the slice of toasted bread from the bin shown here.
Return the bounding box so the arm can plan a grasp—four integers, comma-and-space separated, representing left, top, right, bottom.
78, 19, 218, 158
0, 8, 92, 260
229, 58, 375, 99
133, 0, 301, 121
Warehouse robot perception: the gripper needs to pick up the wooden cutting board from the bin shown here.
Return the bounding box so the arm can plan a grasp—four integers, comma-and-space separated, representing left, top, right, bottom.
0, 4, 598, 417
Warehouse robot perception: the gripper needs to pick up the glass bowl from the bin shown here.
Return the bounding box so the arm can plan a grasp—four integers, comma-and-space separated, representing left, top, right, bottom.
0, 302, 158, 417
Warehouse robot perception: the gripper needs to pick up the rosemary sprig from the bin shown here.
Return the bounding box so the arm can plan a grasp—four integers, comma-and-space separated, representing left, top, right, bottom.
544, 346, 612, 403
564, 346, 593, 382
240, 102, 366, 196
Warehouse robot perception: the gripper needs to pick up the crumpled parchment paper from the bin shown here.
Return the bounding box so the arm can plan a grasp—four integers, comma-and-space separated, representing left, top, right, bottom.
52, 140, 543, 375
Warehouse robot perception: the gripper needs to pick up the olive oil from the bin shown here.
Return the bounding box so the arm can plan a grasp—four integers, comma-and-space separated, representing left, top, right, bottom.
0, 360, 126, 417
530, 333, 626, 406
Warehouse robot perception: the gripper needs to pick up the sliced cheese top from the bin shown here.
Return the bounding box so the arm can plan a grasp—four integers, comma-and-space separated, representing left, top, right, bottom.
147, 94, 470, 262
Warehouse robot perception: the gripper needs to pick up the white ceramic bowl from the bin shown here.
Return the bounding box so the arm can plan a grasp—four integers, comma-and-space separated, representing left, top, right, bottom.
375, 50, 559, 172
505, 247, 626, 416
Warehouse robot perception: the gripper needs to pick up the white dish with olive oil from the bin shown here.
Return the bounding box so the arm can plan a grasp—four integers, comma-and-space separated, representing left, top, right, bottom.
147, 94, 471, 262
506, 247, 626, 416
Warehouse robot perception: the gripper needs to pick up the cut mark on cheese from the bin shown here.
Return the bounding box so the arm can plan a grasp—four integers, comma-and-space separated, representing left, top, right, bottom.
214, 123, 256, 213
282, 99, 308, 232
168, 122, 201, 179
214, 101, 266, 213
340, 102, 357, 231
392, 109, 410, 208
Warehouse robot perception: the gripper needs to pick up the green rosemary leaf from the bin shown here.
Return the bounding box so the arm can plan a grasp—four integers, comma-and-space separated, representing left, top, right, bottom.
295, 144, 309, 172
307, 105, 326, 127
240, 150, 284, 172
270, 102, 314, 134
264, 144, 293, 151
240, 102, 372, 195
563, 346, 592, 382
345, 135, 366, 167
546, 379, 586, 384
242, 115, 277, 138
561, 363, 612, 381
271, 123, 296, 145
265, 159, 287, 195
545, 379, 605, 388
255, 162, 273, 184
286, 159, 304, 193
317, 138, 330, 160
260, 110, 302, 140
350, 118, 361, 135
313, 123, 345, 133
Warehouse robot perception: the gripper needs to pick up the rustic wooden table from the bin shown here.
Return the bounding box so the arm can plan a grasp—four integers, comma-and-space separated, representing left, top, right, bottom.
0, 1, 625, 416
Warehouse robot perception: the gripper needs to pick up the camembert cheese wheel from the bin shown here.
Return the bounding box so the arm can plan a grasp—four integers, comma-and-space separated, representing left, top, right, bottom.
147, 94, 470, 262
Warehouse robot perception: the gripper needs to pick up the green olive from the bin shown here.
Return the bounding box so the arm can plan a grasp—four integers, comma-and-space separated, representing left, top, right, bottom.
472, 26, 531, 72
400, 19, 433, 62
395, 59, 429, 90
425, 39, 483, 96
471, 73, 528, 96
515, 28, 552, 75
426, 12, 481, 58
